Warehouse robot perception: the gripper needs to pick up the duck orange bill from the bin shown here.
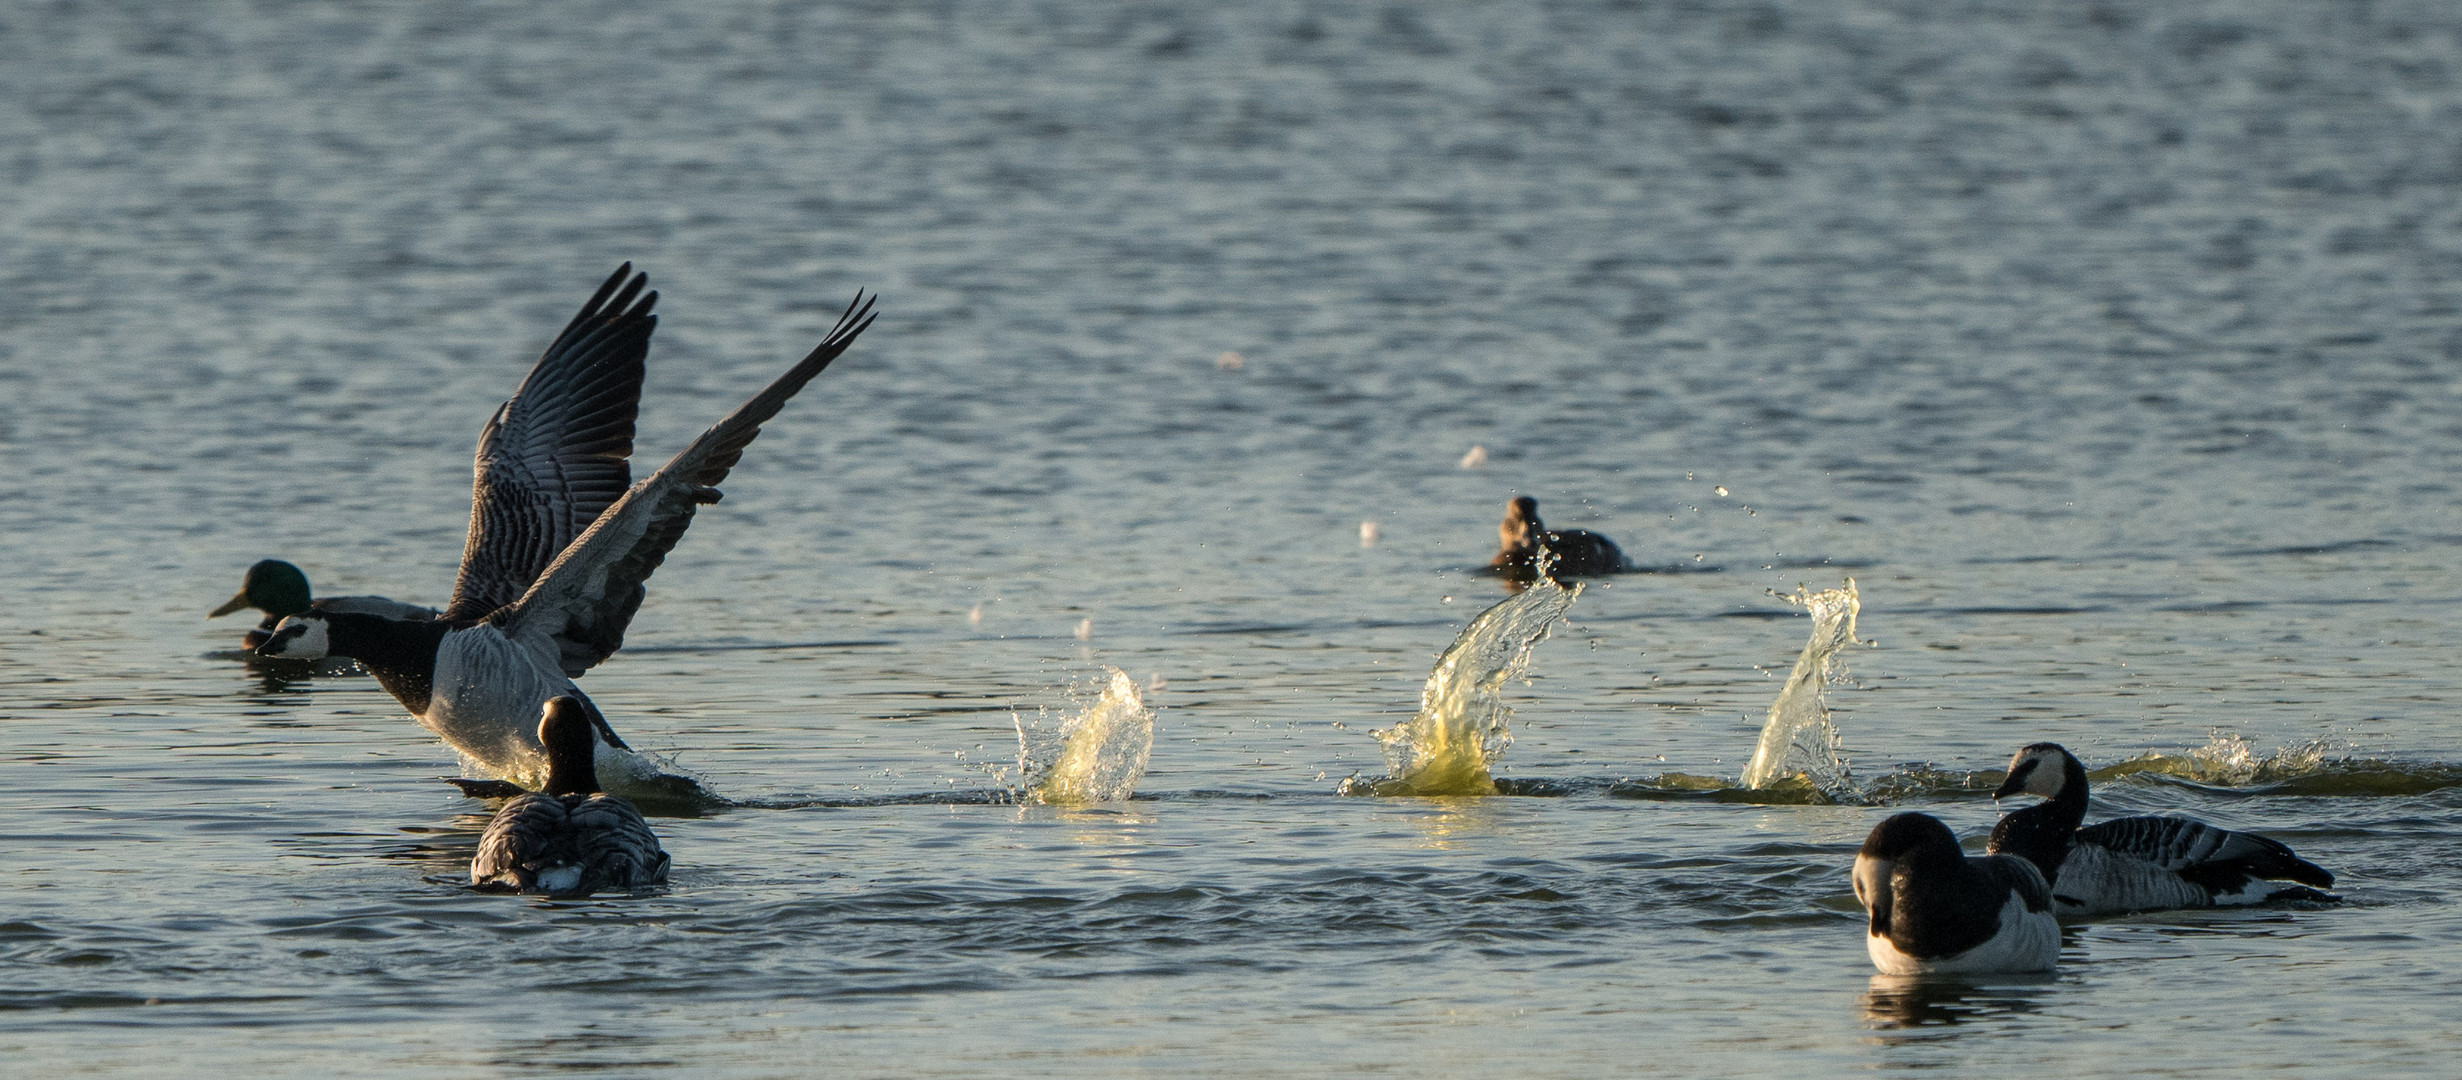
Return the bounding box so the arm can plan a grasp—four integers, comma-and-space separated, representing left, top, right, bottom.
208, 590, 253, 618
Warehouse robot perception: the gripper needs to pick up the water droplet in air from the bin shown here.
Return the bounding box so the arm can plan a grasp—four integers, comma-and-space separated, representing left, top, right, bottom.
1458, 445, 1488, 469
1215, 350, 1244, 370
1714, 486, 1729, 497
1074, 618, 1094, 640
967, 604, 984, 626
1359, 520, 1381, 546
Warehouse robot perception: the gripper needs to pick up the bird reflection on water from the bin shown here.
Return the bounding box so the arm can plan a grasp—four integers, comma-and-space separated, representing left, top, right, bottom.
1859, 972, 2059, 1035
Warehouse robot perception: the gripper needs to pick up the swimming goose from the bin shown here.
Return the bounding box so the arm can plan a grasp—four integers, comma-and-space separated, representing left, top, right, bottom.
1854, 812, 2060, 974
208, 558, 438, 650
1489, 496, 1624, 578
471, 696, 669, 896
1986, 743, 2336, 917
255, 266, 877, 795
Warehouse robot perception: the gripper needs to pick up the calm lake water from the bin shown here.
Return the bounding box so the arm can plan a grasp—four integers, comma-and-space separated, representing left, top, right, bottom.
7, 0, 2462, 1075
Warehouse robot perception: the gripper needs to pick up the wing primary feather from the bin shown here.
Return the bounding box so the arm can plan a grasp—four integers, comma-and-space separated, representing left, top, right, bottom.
497, 290, 879, 675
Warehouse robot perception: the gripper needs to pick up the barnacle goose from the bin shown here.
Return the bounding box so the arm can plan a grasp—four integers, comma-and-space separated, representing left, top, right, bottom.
1987, 742, 2336, 917
1853, 812, 2060, 974
470, 697, 668, 897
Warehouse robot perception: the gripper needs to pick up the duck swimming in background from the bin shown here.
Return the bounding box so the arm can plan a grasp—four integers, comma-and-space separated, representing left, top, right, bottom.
471, 697, 669, 897
255, 265, 877, 796
1987, 742, 2336, 917
1853, 812, 2060, 975
209, 558, 438, 650
1489, 495, 1625, 579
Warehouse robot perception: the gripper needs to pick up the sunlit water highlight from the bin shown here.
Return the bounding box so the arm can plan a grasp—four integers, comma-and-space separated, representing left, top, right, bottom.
1014, 667, 1155, 805
1344, 578, 1580, 796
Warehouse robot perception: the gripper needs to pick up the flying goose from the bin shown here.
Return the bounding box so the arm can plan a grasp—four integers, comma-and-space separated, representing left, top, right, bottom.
1987, 742, 2336, 917
1853, 812, 2060, 974
471, 696, 669, 896
1489, 496, 1625, 578
255, 266, 877, 795
208, 559, 438, 650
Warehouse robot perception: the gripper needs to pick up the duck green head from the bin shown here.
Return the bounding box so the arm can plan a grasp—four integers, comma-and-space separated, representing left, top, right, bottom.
208, 559, 314, 620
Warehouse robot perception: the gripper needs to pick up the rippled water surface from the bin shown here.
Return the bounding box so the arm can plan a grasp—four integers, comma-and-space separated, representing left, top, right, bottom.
7, 1, 2462, 1075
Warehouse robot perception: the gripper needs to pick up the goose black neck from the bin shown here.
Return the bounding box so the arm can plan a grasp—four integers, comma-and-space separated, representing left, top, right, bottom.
318, 613, 454, 715
1989, 756, 2089, 879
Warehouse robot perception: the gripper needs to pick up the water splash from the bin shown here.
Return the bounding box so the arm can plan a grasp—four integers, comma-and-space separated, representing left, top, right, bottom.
1014, 667, 1155, 805
1740, 579, 1862, 799
1343, 577, 1581, 796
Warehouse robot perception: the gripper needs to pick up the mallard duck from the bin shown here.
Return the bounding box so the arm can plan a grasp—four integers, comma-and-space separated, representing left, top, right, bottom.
470, 696, 669, 896
1988, 743, 2335, 916
208, 559, 437, 650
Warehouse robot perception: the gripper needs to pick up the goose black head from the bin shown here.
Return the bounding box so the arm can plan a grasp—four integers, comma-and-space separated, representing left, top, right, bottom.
538, 697, 601, 796
1993, 742, 2078, 800
253, 613, 331, 659
210, 559, 313, 620
1500, 495, 1543, 553
1854, 812, 1966, 936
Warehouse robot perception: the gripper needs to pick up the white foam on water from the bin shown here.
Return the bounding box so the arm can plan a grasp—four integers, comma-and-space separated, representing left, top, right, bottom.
1014, 667, 1155, 805
1351, 576, 1581, 796
1740, 579, 1862, 799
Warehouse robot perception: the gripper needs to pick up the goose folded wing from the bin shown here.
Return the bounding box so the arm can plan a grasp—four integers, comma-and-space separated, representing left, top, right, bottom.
2076, 815, 2329, 884
494, 291, 878, 677
1975, 853, 2055, 913
445, 265, 657, 622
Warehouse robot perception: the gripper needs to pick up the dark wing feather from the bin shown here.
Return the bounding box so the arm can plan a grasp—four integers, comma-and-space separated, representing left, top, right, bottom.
569, 794, 670, 891
470, 793, 667, 896
1974, 853, 2055, 914
470, 793, 571, 891
497, 291, 878, 676
2078, 815, 2334, 887
444, 265, 658, 622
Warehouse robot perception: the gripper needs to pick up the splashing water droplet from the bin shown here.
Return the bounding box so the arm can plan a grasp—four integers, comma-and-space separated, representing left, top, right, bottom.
1015, 668, 1155, 804
1714, 486, 1729, 497
1740, 579, 1861, 800
1359, 521, 1381, 546
1458, 445, 1488, 469
966, 604, 984, 626
1215, 350, 1245, 370
1074, 618, 1093, 641
1347, 579, 1581, 796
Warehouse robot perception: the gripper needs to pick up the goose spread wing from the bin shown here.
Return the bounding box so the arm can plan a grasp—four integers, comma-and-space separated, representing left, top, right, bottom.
2076, 815, 2332, 886
444, 265, 657, 622
495, 291, 878, 677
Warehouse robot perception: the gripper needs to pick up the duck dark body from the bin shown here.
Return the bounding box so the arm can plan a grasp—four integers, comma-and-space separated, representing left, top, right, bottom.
1987, 742, 2335, 916
1490, 496, 1624, 578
